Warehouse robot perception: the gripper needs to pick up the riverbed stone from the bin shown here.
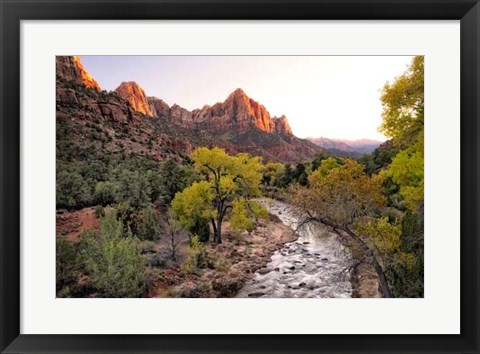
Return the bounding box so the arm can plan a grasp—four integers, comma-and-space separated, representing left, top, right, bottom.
248, 292, 265, 297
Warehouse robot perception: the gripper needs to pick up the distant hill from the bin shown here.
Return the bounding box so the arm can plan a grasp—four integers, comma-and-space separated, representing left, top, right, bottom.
307, 136, 383, 154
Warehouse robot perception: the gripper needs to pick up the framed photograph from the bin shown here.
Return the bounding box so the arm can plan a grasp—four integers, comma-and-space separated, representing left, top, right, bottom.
1, 0, 479, 353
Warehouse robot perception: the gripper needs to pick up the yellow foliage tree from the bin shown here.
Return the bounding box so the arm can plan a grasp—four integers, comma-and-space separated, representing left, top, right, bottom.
382, 137, 424, 211
380, 56, 424, 146
308, 157, 341, 185
380, 56, 424, 212
263, 162, 285, 186
298, 159, 385, 227
172, 147, 266, 243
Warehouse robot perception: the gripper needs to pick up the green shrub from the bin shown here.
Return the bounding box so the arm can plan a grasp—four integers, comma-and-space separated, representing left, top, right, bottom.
94, 181, 116, 206
78, 212, 145, 297
114, 169, 151, 208
181, 235, 212, 272
56, 236, 78, 294
56, 170, 92, 209
114, 200, 137, 233
94, 205, 105, 219
136, 205, 161, 241
190, 219, 210, 242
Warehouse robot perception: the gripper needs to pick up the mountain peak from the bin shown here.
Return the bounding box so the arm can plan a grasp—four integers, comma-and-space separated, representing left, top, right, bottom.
118, 81, 141, 88
192, 89, 293, 136
56, 56, 101, 91
232, 87, 247, 95
115, 81, 154, 116
272, 115, 293, 135
224, 88, 247, 102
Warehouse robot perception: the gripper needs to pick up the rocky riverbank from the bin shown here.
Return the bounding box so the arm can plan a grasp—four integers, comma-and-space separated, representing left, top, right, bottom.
151, 212, 298, 298
325, 227, 382, 298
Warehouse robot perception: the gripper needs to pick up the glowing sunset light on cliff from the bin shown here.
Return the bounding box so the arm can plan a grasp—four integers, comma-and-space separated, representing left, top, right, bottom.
81, 55, 414, 141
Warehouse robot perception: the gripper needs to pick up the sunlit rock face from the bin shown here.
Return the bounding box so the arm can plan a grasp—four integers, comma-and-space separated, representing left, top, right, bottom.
165, 88, 294, 136
192, 88, 294, 136
56, 56, 101, 91
115, 81, 155, 116
146, 88, 294, 136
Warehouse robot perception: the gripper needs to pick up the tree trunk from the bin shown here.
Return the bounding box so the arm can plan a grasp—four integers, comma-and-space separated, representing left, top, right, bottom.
170, 232, 177, 261
211, 219, 217, 242
373, 260, 392, 298
214, 216, 222, 244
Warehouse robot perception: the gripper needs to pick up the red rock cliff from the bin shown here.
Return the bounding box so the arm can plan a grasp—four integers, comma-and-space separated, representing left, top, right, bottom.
176, 88, 294, 136
56, 56, 101, 91
115, 81, 154, 116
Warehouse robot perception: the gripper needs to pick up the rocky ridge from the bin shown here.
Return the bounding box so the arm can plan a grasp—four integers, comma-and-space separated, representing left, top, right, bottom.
127, 86, 294, 137
56, 56, 101, 91
115, 81, 155, 116
56, 56, 321, 163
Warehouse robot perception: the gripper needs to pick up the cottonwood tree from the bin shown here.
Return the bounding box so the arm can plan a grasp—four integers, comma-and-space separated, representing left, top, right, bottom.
380, 56, 424, 212
293, 159, 394, 297
378, 56, 424, 296
172, 147, 266, 244
380, 56, 424, 147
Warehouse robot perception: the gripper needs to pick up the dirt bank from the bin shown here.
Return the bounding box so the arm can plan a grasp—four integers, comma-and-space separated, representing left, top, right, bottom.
56, 207, 101, 242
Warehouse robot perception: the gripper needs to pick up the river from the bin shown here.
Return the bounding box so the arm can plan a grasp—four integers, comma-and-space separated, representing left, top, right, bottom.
236, 200, 354, 298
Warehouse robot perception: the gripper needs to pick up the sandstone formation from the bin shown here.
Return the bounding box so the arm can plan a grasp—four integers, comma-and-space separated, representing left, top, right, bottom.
189, 88, 294, 136
272, 115, 293, 135
170, 104, 194, 126
148, 97, 170, 119
115, 81, 154, 116
145, 88, 294, 137
56, 85, 138, 124
56, 58, 322, 163
56, 56, 101, 91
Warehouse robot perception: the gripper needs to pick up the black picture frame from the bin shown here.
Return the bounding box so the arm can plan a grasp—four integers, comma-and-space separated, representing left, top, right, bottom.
1, 0, 479, 353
